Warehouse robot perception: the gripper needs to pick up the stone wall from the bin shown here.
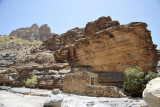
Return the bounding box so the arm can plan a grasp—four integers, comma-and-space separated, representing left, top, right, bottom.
85, 85, 122, 98
63, 71, 98, 95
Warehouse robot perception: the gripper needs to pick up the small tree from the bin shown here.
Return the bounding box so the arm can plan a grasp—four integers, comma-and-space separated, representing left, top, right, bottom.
25, 73, 37, 93
123, 66, 145, 94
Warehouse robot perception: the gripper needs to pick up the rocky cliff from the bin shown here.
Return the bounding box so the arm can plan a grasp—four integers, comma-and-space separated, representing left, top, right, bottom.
9, 24, 53, 41
53, 16, 158, 86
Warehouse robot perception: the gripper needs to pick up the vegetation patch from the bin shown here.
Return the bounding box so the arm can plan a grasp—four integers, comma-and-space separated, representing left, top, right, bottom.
123, 66, 158, 95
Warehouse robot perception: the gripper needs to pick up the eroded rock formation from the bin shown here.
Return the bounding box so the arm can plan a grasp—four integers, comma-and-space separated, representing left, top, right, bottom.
9, 24, 53, 41
0, 36, 70, 89
44, 27, 84, 51
53, 16, 158, 86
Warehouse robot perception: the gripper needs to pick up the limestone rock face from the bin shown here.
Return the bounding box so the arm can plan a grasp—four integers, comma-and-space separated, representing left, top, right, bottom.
143, 78, 160, 107
38, 24, 52, 41
67, 22, 157, 73
4, 46, 70, 89
84, 16, 120, 37
53, 17, 158, 86
9, 24, 53, 41
44, 27, 84, 51
0, 35, 42, 85
0, 35, 70, 89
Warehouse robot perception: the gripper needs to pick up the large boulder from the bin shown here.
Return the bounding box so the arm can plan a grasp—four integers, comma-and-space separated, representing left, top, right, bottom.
44, 94, 63, 107
143, 78, 160, 107
68, 22, 157, 73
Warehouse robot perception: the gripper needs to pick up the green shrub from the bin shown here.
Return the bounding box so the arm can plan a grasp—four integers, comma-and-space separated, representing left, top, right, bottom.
25, 73, 37, 93
123, 66, 145, 94
145, 71, 158, 84
123, 66, 159, 95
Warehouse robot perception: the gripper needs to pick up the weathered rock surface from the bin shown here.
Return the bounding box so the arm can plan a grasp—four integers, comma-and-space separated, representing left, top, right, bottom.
52, 89, 62, 95
44, 27, 84, 51
44, 93, 147, 107
84, 16, 120, 37
85, 85, 123, 98
0, 35, 41, 85
44, 94, 63, 107
0, 35, 70, 89
63, 71, 98, 95
53, 16, 158, 86
9, 24, 53, 41
143, 78, 160, 107
68, 22, 157, 73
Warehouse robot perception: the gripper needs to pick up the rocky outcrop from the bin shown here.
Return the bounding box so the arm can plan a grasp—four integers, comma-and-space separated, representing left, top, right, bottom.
53, 16, 158, 86
9, 24, 53, 41
3, 46, 70, 89
143, 78, 160, 107
0, 35, 41, 70
44, 27, 84, 51
0, 35, 42, 85
0, 35, 70, 89
67, 22, 157, 73
84, 16, 119, 37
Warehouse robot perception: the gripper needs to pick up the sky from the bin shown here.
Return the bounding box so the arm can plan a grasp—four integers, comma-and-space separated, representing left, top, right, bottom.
0, 0, 160, 49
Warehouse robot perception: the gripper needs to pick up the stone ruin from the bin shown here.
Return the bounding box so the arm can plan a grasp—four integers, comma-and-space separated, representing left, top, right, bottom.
63, 71, 123, 97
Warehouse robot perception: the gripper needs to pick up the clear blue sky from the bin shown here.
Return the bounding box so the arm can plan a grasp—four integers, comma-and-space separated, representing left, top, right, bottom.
0, 0, 160, 49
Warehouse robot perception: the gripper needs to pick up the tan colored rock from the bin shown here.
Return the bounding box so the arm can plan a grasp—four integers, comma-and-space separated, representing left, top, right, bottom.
54, 17, 158, 86
44, 27, 84, 51
84, 16, 119, 37
143, 78, 160, 107
63, 71, 98, 95
67, 22, 157, 73
85, 85, 123, 98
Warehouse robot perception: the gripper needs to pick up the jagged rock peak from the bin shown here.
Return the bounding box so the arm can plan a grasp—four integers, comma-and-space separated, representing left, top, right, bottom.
84, 16, 120, 37
31, 23, 39, 29
38, 24, 51, 35
9, 24, 53, 41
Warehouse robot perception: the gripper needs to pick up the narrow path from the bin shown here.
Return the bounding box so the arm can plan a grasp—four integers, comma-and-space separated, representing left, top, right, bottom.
0, 90, 47, 107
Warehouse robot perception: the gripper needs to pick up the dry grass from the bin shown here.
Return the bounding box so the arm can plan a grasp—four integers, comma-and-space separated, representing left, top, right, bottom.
0, 35, 42, 46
